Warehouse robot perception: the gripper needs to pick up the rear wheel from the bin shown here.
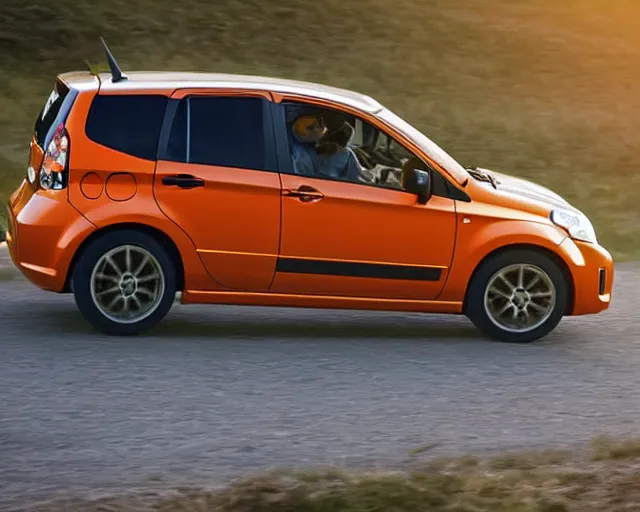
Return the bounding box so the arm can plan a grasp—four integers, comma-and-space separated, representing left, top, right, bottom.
465, 249, 569, 343
72, 230, 177, 335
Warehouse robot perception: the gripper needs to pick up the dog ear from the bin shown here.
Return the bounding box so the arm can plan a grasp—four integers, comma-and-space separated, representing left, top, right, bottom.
322, 121, 354, 147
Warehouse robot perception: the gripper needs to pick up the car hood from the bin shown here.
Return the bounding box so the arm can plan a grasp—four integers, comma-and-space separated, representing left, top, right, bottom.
473, 167, 577, 212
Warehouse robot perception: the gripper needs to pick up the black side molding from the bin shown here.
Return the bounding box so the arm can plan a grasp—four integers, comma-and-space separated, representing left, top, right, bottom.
276, 257, 442, 281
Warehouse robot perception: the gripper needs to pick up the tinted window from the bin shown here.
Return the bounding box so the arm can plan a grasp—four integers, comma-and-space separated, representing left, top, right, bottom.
165, 99, 187, 162
166, 96, 268, 170
34, 81, 74, 148
86, 94, 168, 160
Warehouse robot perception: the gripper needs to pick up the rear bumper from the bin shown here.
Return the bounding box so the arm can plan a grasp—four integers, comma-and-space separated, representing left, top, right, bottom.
560, 237, 614, 315
7, 181, 95, 292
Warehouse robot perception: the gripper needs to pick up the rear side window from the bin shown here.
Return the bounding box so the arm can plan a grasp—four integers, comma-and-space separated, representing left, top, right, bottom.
34, 80, 76, 149
164, 96, 272, 171
85, 94, 169, 160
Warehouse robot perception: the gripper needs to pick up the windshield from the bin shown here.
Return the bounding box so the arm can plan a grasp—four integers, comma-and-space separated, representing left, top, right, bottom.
376, 107, 469, 185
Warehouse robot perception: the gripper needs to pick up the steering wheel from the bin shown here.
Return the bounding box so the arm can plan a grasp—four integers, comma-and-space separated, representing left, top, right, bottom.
350, 146, 374, 169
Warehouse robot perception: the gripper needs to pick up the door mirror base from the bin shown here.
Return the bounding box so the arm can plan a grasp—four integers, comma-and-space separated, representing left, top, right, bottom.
400, 157, 433, 204
414, 169, 432, 204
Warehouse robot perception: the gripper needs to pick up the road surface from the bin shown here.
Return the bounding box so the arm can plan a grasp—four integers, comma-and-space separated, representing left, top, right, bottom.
1, 259, 639, 508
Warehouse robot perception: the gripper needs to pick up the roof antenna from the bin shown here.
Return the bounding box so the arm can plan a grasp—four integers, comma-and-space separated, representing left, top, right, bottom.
100, 37, 127, 83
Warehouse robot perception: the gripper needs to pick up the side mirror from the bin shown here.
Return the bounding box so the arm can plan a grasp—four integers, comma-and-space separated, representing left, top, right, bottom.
405, 168, 433, 204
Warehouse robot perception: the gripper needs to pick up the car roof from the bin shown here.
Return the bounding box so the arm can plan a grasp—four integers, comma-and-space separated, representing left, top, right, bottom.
59, 71, 384, 114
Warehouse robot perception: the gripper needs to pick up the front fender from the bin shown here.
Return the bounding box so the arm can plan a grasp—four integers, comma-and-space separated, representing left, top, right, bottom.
438, 218, 576, 302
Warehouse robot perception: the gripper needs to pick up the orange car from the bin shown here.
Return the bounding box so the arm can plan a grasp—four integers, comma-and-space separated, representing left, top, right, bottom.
5, 42, 614, 342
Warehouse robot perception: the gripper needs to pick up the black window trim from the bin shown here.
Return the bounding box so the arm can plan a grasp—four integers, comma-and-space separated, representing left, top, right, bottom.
156, 94, 279, 173
270, 101, 295, 175
271, 101, 470, 202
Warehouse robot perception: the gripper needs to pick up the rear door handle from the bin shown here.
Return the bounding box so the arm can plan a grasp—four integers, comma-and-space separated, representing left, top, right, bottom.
282, 186, 324, 202
162, 174, 205, 189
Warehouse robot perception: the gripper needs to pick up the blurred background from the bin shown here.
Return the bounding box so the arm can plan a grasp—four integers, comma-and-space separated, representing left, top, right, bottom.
1, 0, 639, 259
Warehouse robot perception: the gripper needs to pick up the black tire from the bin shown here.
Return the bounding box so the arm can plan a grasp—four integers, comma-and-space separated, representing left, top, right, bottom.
465, 249, 569, 343
72, 229, 177, 335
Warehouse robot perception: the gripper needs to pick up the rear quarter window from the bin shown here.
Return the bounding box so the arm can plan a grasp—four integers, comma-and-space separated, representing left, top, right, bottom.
85, 94, 169, 160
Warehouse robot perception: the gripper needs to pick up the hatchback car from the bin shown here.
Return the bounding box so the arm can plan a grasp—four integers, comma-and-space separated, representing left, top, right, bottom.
4, 48, 614, 342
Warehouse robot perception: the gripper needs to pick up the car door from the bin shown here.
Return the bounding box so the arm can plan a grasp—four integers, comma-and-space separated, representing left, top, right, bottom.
154, 90, 282, 291
270, 102, 457, 300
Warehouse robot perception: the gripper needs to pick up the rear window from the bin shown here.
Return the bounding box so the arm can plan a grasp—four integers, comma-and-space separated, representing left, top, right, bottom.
34, 80, 75, 148
164, 96, 271, 170
85, 94, 169, 160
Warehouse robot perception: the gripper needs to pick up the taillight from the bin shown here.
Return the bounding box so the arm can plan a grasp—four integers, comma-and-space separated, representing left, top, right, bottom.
39, 123, 69, 190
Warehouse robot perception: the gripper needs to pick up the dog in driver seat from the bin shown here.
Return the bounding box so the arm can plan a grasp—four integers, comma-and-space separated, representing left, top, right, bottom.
290, 114, 326, 176
314, 120, 361, 180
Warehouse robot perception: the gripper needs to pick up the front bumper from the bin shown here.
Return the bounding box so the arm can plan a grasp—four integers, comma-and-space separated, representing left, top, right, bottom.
6, 180, 95, 292
560, 237, 614, 315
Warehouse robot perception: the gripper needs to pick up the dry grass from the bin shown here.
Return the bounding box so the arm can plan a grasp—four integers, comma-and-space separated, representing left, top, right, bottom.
591, 435, 640, 461
1, 0, 640, 259
0, 242, 17, 281
0, 268, 18, 282
489, 449, 571, 471
24, 437, 640, 512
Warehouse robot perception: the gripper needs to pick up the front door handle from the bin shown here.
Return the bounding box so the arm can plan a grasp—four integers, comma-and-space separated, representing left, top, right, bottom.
282, 185, 324, 202
162, 174, 205, 189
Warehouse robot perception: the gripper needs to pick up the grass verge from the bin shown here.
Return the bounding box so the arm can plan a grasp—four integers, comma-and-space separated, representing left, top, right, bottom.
1, 1, 640, 259
0, 240, 17, 281
25, 436, 640, 512
0, 268, 18, 282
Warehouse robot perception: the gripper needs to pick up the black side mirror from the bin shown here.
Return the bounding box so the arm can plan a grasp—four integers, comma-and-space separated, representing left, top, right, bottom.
404, 168, 433, 204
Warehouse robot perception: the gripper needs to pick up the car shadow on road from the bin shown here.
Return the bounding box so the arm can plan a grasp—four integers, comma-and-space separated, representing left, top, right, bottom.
149, 316, 481, 341
24, 303, 483, 341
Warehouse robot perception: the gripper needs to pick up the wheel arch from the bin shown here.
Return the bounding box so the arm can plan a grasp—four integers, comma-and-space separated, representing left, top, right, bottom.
63, 222, 185, 293
462, 243, 575, 315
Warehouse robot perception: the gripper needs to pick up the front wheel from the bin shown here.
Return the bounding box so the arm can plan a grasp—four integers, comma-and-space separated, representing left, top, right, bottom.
72, 230, 177, 335
465, 249, 569, 343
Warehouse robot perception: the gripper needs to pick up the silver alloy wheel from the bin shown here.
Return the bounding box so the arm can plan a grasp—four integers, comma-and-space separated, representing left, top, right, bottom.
90, 244, 165, 325
483, 263, 556, 334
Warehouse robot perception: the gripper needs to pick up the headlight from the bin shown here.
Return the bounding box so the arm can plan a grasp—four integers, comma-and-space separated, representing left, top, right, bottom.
550, 208, 597, 244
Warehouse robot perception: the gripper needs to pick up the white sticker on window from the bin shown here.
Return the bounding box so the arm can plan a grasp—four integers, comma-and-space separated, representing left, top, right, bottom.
41, 89, 60, 120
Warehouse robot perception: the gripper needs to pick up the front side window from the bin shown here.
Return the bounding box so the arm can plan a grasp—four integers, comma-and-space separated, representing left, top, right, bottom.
282, 102, 432, 191
165, 96, 272, 171
376, 107, 469, 185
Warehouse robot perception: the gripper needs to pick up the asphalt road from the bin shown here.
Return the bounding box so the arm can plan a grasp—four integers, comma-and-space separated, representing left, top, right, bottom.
1, 260, 640, 509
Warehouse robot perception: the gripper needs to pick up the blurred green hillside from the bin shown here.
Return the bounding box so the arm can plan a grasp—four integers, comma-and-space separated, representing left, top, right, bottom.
1, 0, 639, 258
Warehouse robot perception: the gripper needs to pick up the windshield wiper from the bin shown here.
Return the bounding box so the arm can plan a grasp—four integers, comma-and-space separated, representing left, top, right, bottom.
466, 166, 497, 189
